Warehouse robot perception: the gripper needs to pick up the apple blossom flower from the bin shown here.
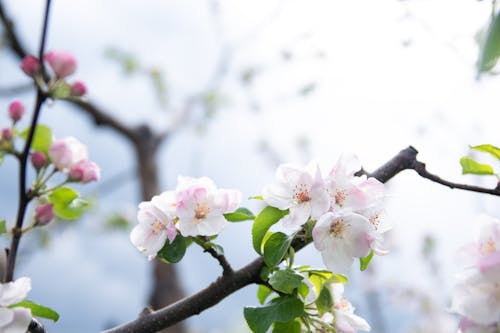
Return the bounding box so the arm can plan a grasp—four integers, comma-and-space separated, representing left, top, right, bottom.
48, 136, 88, 171
175, 176, 241, 237
20, 55, 41, 77
458, 317, 498, 333
44, 51, 77, 78
329, 283, 371, 333
8, 100, 25, 123
263, 162, 330, 231
312, 212, 380, 274
0, 277, 32, 333
68, 160, 100, 183
130, 193, 178, 260
34, 203, 54, 226
30, 152, 47, 170
325, 154, 384, 213
70, 81, 87, 97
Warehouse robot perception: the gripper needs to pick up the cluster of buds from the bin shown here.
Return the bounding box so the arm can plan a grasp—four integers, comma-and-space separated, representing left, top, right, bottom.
21, 51, 87, 98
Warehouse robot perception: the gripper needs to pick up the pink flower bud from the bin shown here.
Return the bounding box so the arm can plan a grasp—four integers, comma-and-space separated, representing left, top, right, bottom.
68, 160, 100, 183
30, 152, 47, 170
1, 128, 13, 140
35, 203, 54, 226
70, 81, 87, 97
48, 137, 88, 171
44, 51, 77, 78
8, 100, 25, 122
20, 55, 41, 77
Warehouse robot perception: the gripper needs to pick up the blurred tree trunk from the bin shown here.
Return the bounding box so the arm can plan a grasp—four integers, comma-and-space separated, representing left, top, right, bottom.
135, 126, 186, 333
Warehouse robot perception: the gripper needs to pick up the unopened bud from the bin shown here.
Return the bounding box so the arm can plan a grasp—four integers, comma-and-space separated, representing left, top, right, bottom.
30, 152, 47, 170
44, 51, 77, 79
20, 55, 41, 77
34, 203, 54, 226
68, 160, 100, 183
8, 100, 25, 122
1, 128, 13, 140
70, 81, 87, 97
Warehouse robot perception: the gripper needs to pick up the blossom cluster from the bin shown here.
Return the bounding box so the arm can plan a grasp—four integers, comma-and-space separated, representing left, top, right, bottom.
450, 215, 500, 332
130, 176, 241, 259
263, 155, 389, 274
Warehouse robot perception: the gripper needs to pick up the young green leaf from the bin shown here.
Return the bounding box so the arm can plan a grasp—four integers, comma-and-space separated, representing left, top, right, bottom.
263, 232, 293, 267
0, 220, 6, 234
244, 296, 304, 333
306, 270, 347, 295
206, 242, 224, 256
273, 320, 301, 333
20, 125, 53, 154
252, 206, 289, 254
297, 282, 310, 299
478, 13, 500, 73
470, 144, 500, 160
257, 284, 273, 305
11, 300, 59, 322
315, 285, 333, 316
460, 157, 494, 175
359, 250, 374, 271
269, 269, 304, 294
224, 207, 255, 222
48, 187, 89, 220
0, 151, 4, 166
157, 235, 187, 263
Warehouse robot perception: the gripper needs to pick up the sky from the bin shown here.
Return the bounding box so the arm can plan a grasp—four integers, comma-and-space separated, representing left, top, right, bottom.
0, 0, 500, 332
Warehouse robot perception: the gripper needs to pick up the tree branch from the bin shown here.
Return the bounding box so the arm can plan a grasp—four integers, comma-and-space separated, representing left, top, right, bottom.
192, 237, 233, 276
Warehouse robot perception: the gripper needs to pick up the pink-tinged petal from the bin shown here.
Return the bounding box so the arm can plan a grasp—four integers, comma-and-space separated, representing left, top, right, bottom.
0, 308, 14, 327
321, 243, 354, 275
130, 222, 168, 257
330, 154, 362, 177
177, 219, 199, 237
477, 251, 500, 275
3, 307, 31, 333
44, 51, 77, 78
344, 214, 373, 258
151, 191, 177, 217
309, 186, 330, 219
166, 223, 178, 243
281, 204, 311, 231
48, 137, 88, 171
0, 278, 31, 307
213, 189, 242, 213
313, 213, 335, 251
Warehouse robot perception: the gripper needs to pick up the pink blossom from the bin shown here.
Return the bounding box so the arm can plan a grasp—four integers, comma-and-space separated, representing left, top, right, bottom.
48, 137, 88, 171
30, 152, 47, 170
68, 160, 100, 183
20, 55, 41, 77
8, 100, 25, 123
34, 204, 54, 226
70, 81, 87, 97
175, 176, 241, 237
45, 51, 77, 78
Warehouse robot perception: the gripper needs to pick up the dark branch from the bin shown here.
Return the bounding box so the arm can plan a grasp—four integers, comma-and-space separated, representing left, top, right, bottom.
194, 237, 233, 276
0, 1, 28, 59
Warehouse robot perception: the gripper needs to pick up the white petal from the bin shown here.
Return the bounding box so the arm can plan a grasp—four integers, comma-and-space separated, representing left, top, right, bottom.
282, 204, 310, 231
313, 213, 335, 251
197, 216, 227, 236
0, 308, 14, 327
321, 243, 354, 275
0, 278, 31, 307
263, 183, 293, 210
3, 307, 31, 333
309, 187, 330, 219
177, 219, 199, 237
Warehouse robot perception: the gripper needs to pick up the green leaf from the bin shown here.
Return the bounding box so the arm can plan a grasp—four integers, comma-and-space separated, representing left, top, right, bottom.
315, 285, 333, 316
224, 207, 255, 222
257, 284, 273, 305
306, 270, 347, 295
360, 250, 374, 271
263, 232, 293, 267
252, 206, 289, 254
460, 157, 494, 175
273, 320, 301, 333
471, 144, 500, 160
20, 125, 53, 154
249, 195, 264, 200
157, 235, 187, 263
0, 151, 4, 166
11, 300, 59, 322
259, 266, 272, 282
244, 296, 304, 333
478, 13, 500, 73
297, 282, 310, 299
206, 242, 224, 256
0, 220, 6, 234
269, 269, 304, 294
48, 187, 89, 220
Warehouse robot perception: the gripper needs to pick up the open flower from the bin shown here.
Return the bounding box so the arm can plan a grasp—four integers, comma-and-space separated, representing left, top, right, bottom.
0, 277, 32, 333
263, 162, 329, 231
175, 176, 241, 237
130, 193, 178, 260
312, 212, 379, 274
48, 137, 88, 172
330, 283, 371, 333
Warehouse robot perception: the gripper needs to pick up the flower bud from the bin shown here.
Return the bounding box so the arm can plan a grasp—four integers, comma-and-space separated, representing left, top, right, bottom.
1, 128, 13, 140
30, 152, 47, 170
20, 55, 41, 77
70, 81, 87, 97
35, 203, 54, 226
68, 160, 100, 183
44, 51, 77, 78
8, 100, 25, 122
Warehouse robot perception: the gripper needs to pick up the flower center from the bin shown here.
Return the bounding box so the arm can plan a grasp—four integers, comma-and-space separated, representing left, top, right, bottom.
369, 214, 380, 230
335, 190, 347, 205
294, 184, 311, 203
151, 220, 164, 235
334, 298, 350, 311
330, 219, 346, 238
194, 202, 210, 220
481, 239, 496, 254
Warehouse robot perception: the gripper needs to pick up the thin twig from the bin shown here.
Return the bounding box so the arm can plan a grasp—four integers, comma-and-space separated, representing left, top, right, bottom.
4, 0, 52, 283
192, 237, 233, 276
